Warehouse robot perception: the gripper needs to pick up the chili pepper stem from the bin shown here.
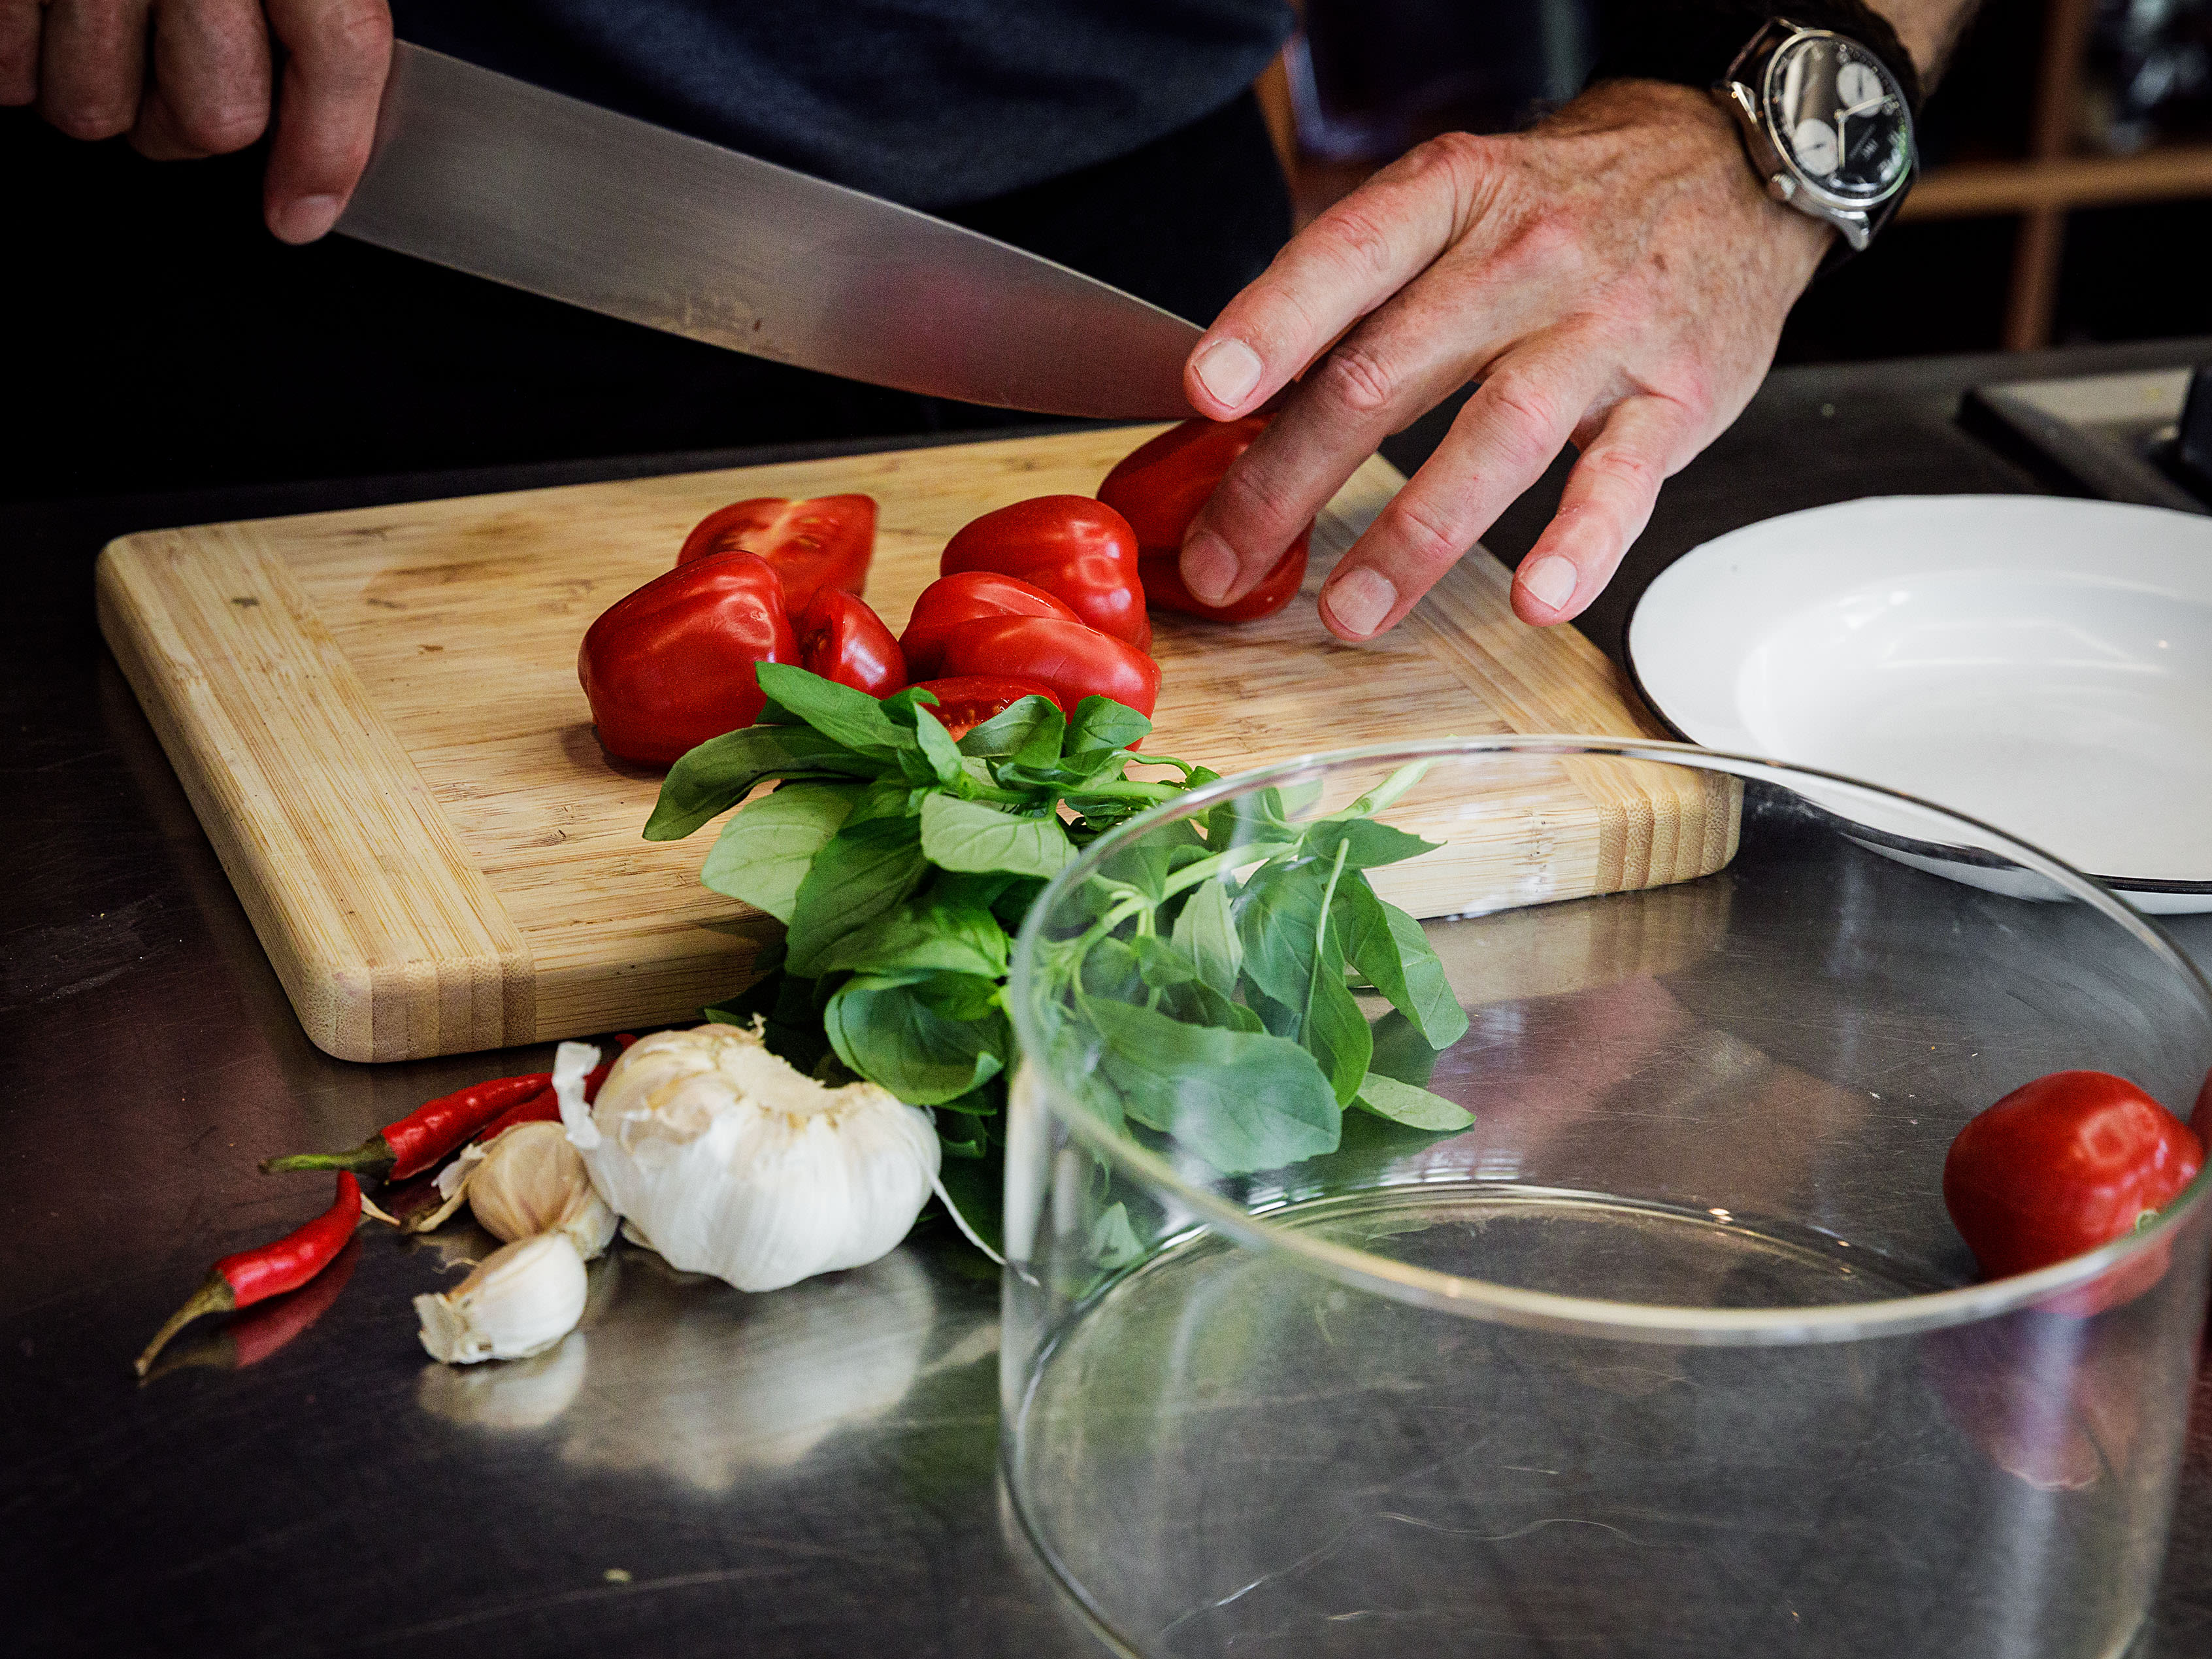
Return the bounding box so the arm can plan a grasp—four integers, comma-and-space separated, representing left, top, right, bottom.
258, 1135, 395, 1177
133, 1273, 238, 1378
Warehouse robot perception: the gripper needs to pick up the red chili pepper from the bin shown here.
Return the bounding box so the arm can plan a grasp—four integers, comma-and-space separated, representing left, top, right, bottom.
261, 1072, 553, 1179
134, 1173, 363, 1377
676, 494, 877, 617
579, 550, 798, 767
899, 571, 1080, 680
940, 495, 1150, 651
798, 590, 906, 696
938, 614, 1160, 720
472, 1036, 636, 1143
906, 676, 1066, 741
1098, 416, 1313, 623
140, 1236, 364, 1381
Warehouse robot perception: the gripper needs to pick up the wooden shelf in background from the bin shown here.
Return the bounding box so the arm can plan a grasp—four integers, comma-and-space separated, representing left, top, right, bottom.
1904, 144, 2212, 220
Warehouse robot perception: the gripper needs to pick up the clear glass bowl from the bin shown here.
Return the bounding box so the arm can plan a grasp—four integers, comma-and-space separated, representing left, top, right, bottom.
1001, 738, 2212, 1659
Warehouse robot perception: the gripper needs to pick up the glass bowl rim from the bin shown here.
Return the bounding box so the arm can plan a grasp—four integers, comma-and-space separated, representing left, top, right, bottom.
1006, 734, 2212, 1346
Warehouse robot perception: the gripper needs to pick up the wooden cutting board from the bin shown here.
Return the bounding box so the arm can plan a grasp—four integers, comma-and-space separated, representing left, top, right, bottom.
97, 427, 1732, 1062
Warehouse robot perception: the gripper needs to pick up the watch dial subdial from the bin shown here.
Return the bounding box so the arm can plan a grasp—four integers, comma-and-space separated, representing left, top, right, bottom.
1791, 118, 1841, 177
1836, 60, 1885, 109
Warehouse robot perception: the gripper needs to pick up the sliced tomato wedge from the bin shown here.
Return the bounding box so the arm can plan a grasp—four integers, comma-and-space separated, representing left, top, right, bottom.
678, 494, 876, 616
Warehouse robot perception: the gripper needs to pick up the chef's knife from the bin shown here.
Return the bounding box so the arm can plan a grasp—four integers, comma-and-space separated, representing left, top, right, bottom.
336, 42, 1203, 419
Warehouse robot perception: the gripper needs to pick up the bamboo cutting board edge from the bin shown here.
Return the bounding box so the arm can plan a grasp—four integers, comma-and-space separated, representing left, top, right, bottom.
97, 427, 1733, 1062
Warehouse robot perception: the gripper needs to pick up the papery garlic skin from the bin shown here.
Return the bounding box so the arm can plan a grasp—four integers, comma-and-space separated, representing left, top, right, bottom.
563, 1023, 940, 1293
416, 1233, 587, 1365
468, 1120, 618, 1260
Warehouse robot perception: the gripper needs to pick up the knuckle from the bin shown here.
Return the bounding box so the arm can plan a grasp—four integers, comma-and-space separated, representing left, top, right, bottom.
1315, 343, 1398, 419
298, 0, 395, 74
1385, 492, 1468, 570
1470, 377, 1565, 475
1312, 200, 1396, 284
1582, 443, 1661, 496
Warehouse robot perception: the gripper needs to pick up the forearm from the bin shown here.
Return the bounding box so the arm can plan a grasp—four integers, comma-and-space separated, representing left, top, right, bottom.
1870, 0, 1984, 84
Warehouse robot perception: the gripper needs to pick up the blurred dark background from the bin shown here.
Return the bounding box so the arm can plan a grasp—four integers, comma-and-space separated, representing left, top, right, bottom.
5, 0, 2208, 505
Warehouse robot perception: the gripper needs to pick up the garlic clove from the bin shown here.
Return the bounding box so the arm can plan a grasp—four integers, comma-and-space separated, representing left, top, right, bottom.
415, 1233, 587, 1365
467, 1120, 618, 1261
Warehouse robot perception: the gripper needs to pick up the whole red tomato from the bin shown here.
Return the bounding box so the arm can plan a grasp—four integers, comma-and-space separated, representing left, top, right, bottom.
797, 590, 904, 697
578, 551, 796, 766
907, 676, 1064, 741
1097, 416, 1313, 623
678, 495, 876, 616
940, 495, 1149, 651
1944, 1070, 2204, 1282
900, 571, 1080, 679
938, 614, 1159, 719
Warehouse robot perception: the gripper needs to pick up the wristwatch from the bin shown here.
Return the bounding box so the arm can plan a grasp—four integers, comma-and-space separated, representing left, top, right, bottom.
1711, 19, 1917, 252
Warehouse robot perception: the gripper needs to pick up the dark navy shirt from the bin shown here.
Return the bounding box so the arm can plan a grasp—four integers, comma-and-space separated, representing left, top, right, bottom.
388, 1, 1296, 209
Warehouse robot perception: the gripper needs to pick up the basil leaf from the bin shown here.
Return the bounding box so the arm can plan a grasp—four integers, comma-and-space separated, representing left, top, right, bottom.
957, 695, 1064, 762
1086, 1000, 1340, 1174
1334, 882, 1469, 1048
1130, 935, 1197, 988
1157, 977, 1266, 1034
1089, 1202, 1144, 1270
823, 973, 1009, 1105
1367, 1009, 1440, 1088
784, 815, 931, 977
921, 792, 1076, 879
646, 724, 885, 841
1304, 945, 1373, 1109
699, 782, 860, 922
755, 662, 912, 756
1080, 937, 1147, 1003
1299, 817, 1440, 872
911, 970, 1004, 1022
1065, 695, 1151, 756
817, 888, 1010, 979
912, 705, 965, 785
1353, 1071, 1474, 1131
935, 1147, 1005, 1257
1169, 878, 1241, 996
1234, 860, 1329, 1011
848, 775, 929, 824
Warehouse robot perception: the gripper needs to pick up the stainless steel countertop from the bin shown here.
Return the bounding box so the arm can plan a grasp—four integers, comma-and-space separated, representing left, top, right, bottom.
7, 337, 2211, 1656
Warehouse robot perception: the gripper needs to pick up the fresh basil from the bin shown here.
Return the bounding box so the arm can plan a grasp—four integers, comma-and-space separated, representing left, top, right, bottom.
649, 665, 1470, 1257
699, 782, 859, 922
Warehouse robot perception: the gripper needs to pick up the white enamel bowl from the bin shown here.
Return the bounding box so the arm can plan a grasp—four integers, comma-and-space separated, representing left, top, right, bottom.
1628, 495, 2212, 912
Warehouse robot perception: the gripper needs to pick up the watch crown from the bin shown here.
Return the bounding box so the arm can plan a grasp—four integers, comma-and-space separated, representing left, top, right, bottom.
1768, 173, 1798, 203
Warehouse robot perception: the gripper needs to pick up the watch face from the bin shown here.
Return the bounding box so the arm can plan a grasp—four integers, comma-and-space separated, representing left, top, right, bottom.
1763, 32, 1913, 205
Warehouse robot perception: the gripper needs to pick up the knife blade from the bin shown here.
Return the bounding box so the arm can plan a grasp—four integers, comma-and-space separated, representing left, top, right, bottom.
337, 42, 1204, 420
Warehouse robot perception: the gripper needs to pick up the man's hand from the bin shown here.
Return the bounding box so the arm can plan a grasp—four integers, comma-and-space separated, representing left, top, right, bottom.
1, 0, 393, 243
1178, 80, 1830, 637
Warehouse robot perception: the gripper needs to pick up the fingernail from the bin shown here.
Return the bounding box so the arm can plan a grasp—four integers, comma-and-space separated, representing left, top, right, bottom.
1323, 567, 1397, 637
1519, 555, 1578, 612
271, 193, 344, 244
1181, 532, 1240, 605
1191, 337, 1263, 408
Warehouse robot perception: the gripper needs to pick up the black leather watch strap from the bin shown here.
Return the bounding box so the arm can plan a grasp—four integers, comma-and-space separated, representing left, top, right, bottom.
1587, 2, 1925, 115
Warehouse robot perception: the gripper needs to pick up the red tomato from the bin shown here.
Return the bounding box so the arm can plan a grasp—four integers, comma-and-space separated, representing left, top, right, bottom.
677, 495, 876, 616
1098, 416, 1313, 624
798, 590, 904, 697
1944, 1070, 2204, 1282
578, 551, 796, 766
1138, 535, 1309, 624
906, 676, 1065, 741
940, 495, 1149, 651
899, 571, 1080, 680
938, 614, 1159, 720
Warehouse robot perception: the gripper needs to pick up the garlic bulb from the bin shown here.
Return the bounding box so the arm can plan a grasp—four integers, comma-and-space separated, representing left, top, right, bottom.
559, 1024, 940, 1292
416, 1233, 587, 1365
467, 1120, 618, 1260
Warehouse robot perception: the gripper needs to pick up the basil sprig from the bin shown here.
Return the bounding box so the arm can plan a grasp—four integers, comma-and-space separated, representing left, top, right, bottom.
648, 665, 1472, 1251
